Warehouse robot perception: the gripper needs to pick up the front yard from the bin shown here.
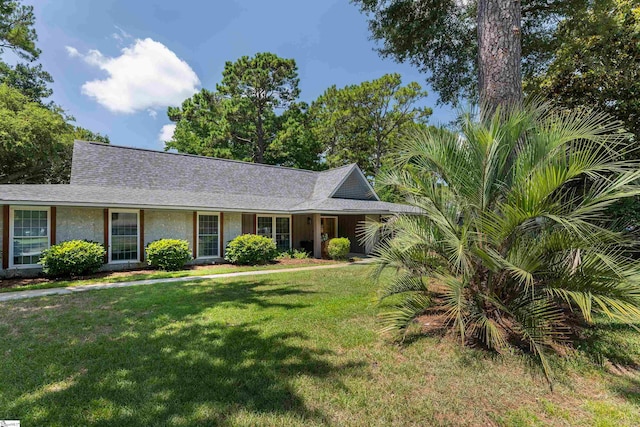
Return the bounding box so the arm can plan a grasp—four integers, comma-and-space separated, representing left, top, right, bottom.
0, 266, 638, 426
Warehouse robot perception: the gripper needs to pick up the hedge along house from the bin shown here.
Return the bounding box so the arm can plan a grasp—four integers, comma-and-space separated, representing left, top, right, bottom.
0, 141, 416, 277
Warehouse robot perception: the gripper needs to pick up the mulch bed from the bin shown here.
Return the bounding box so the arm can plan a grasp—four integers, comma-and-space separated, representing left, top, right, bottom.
0, 258, 340, 290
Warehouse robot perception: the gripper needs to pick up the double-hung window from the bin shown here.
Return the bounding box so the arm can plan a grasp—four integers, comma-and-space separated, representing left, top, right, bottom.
10, 207, 50, 267
110, 210, 139, 262
256, 215, 291, 251
197, 213, 219, 258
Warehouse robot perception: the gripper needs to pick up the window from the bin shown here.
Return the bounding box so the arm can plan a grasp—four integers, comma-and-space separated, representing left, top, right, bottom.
198, 213, 219, 258
256, 215, 291, 251
275, 217, 290, 251
110, 210, 139, 262
11, 207, 50, 266
257, 216, 273, 239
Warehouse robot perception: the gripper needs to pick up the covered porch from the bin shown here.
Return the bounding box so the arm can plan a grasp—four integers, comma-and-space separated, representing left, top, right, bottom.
240, 213, 379, 259
291, 213, 379, 258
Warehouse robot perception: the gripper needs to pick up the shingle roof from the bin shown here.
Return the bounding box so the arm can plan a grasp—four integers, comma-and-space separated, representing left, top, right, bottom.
1, 141, 418, 214
71, 141, 321, 199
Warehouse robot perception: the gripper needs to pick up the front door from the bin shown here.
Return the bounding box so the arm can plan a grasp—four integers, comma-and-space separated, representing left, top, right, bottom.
320, 216, 338, 258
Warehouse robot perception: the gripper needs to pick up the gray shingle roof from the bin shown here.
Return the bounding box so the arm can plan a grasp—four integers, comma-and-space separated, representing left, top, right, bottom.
71, 141, 321, 199
0, 141, 417, 214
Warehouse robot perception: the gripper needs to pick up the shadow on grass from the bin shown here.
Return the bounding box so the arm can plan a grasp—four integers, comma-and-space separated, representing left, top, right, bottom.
574, 321, 640, 368
1, 278, 360, 425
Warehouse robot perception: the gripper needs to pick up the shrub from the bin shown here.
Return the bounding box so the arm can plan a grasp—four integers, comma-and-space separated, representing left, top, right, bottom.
367, 103, 640, 384
276, 249, 310, 260
39, 240, 105, 278
145, 239, 192, 271
327, 237, 350, 260
225, 234, 278, 265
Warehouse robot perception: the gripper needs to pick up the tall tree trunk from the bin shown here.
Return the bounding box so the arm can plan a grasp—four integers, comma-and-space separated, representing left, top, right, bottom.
255, 105, 265, 163
477, 0, 523, 117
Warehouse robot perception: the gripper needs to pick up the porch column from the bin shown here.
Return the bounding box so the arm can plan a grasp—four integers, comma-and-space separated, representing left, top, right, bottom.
313, 213, 322, 259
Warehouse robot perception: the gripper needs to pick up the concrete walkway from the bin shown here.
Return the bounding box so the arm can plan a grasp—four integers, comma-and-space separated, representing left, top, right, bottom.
0, 262, 371, 303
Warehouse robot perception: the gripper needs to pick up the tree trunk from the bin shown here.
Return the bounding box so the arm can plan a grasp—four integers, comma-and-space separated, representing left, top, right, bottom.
255, 105, 265, 163
477, 0, 523, 117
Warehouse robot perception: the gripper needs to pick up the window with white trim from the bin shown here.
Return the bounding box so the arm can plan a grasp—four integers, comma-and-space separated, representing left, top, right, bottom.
198, 213, 219, 258
256, 215, 291, 251
110, 210, 139, 262
11, 207, 50, 266
275, 217, 291, 251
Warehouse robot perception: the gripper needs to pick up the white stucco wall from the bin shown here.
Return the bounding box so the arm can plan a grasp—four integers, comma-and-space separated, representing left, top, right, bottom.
144, 209, 193, 249
56, 207, 104, 244
223, 212, 242, 250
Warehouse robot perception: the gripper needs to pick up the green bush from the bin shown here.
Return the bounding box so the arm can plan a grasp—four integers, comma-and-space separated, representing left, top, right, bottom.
225, 234, 278, 265
145, 239, 192, 271
327, 237, 350, 260
39, 240, 105, 278
276, 248, 310, 260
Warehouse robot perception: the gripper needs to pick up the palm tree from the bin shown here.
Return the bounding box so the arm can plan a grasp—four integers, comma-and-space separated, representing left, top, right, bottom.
363, 104, 640, 382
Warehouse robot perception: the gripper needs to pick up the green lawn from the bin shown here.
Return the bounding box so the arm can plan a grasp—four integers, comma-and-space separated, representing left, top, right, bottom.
0, 260, 341, 293
0, 265, 638, 426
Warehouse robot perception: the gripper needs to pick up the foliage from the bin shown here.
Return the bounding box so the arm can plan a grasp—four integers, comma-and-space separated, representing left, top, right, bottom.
0, 62, 52, 104
365, 103, 640, 384
39, 240, 105, 278
270, 102, 324, 170
217, 52, 300, 163
327, 237, 351, 260
0, 1, 107, 183
145, 239, 192, 271
165, 89, 233, 158
225, 234, 278, 265
525, 0, 640, 235
0, 85, 109, 183
310, 73, 430, 177
166, 53, 322, 168
529, 0, 640, 145
276, 248, 311, 260
353, 0, 588, 105
0, 84, 71, 183
0, 0, 39, 61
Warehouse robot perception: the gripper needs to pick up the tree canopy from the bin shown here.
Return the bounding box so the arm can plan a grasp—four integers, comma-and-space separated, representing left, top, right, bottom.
0, 1, 108, 183
353, 0, 587, 105
0, 0, 39, 61
310, 73, 431, 177
166, 53, 319, 168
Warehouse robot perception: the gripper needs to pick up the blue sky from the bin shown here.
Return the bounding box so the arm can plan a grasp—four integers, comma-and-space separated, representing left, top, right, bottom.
28, 0, 455, 150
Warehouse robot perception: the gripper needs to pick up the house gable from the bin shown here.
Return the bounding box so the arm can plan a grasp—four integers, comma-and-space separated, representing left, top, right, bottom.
330, 166, 379, 201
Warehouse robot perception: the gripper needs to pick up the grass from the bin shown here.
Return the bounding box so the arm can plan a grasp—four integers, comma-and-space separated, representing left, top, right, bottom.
0, 265, 638, 426
0, 259, 341, 293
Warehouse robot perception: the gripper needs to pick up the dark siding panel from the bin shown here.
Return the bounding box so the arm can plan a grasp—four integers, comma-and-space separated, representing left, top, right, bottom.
337, 215, 365, 253
242, 214, 254, 234
103, 209, 109, 263
292, 214, 313, 250
51, 207, 57, 245
2, 205, 8, 269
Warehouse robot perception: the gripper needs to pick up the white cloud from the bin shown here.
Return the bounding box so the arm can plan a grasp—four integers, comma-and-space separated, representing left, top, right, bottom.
158, 124, 176, 143
147, 109, 158, 119
67, 38, 200, 114
112, 25, 132, 44
65, 46, 80, 57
